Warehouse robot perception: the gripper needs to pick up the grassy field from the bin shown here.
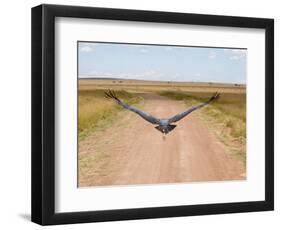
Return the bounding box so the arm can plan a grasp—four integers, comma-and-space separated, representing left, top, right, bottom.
159, 90, 246, 165
79, 78, 246, 94
78, 89, 142, 140
78, 79, 246, 165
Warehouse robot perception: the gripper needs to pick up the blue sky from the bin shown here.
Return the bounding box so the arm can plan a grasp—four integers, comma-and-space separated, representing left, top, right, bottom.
78, 42, 246, 84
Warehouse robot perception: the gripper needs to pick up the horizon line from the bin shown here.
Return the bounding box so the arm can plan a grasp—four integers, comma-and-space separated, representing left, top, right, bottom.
78, 75, 246, 85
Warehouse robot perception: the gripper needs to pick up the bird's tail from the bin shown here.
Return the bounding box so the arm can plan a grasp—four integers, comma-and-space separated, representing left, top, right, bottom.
155, 124, 177, 134
167, 124, 177, 132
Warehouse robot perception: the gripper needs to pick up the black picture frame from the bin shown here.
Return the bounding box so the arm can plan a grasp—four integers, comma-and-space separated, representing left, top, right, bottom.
31, 4, 274, 225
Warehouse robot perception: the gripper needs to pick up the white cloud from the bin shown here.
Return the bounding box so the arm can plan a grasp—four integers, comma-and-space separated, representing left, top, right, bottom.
229, 55, 241, 60
89, 70, 98, 75
224, 49, 246, 60
79, 43, 97, 52
81, 69, 168, 80
209, 51, 216, 59
143, 70, 156, 76
80, 46, 92, 52
140, 48, 149, 53
231, 49, 246, 54
86, 70, 114, 77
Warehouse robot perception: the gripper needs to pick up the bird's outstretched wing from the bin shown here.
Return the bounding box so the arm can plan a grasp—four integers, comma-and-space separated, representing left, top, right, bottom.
168, 92, 220, 123
105, 90, 160, 125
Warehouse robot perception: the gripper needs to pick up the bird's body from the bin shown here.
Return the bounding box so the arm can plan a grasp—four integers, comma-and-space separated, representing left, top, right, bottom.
105, 90, 220, 135
155, 120, 176, 135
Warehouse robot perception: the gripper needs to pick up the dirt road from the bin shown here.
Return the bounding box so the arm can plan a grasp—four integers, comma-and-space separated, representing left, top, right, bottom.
78, 93, 245, 187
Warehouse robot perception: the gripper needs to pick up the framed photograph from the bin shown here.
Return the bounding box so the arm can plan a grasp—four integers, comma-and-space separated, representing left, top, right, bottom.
31, 4, 274, 225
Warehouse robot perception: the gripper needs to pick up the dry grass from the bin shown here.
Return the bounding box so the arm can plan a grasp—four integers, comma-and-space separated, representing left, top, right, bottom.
79, 79, 246, 94
78, 79, 246, 165
159, 90, 246, 165
78, 89, 142, 140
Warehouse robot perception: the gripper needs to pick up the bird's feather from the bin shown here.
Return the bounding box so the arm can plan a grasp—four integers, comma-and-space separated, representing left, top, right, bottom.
105, 90, 160, 125
168, 92, 220, 123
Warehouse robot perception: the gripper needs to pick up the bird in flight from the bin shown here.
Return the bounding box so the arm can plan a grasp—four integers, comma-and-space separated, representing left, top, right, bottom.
105, 90, 220, 135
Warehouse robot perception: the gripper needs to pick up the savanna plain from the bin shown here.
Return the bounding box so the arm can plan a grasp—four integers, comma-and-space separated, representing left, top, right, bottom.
78, 79, 246, 187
